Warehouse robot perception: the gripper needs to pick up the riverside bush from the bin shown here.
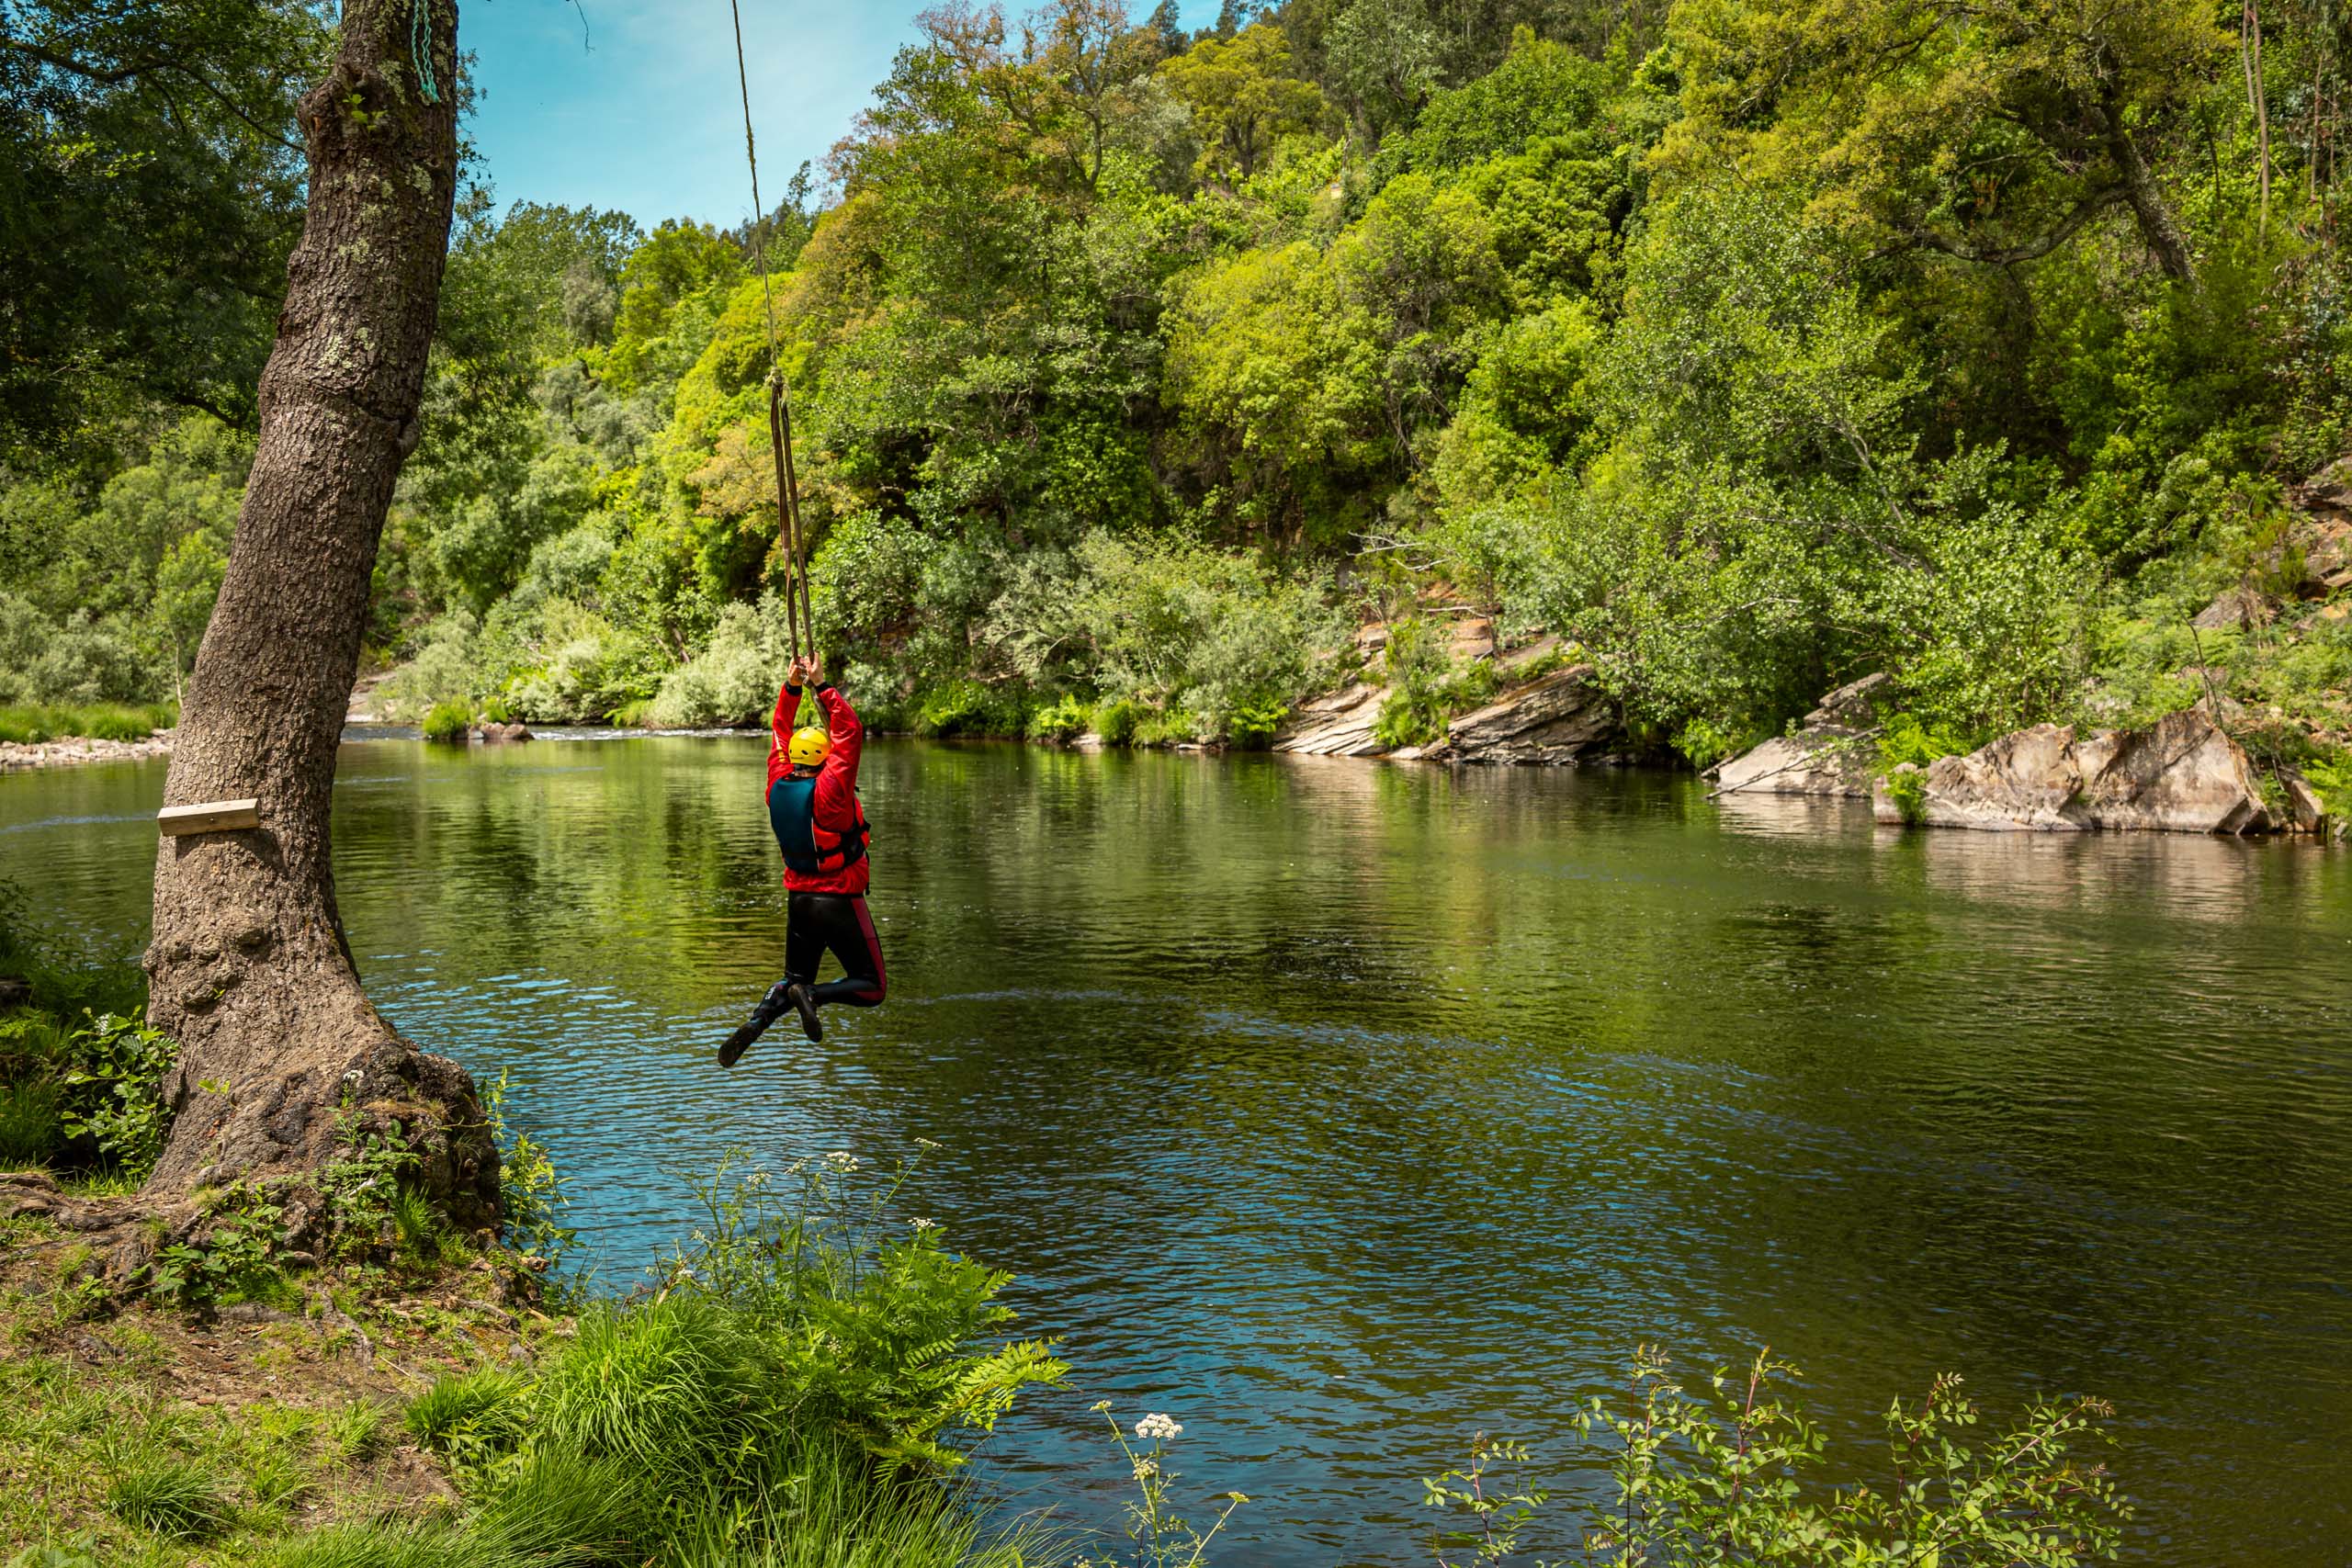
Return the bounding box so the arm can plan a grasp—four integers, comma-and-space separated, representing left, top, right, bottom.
422, 701, 473, 744
655, 1146, 1067, 1472
1026, 694, 1092, 743
1414, 1348, 2125, 1565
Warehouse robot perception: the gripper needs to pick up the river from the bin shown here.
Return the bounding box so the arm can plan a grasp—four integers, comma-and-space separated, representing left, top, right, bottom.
5, 734, 2348, 1564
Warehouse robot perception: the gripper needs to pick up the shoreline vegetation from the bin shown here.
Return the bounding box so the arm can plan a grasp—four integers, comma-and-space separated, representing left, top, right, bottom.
0, 893, 2135, 1567
12, 4, 2352, 834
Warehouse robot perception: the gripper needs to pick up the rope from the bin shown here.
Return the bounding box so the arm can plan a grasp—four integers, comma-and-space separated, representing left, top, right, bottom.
728, 0, 816, 664
412, 0, 441, 105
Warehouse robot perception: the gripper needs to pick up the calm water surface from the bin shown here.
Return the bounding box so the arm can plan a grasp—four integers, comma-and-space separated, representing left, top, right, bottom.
6, 736, 2349, 1565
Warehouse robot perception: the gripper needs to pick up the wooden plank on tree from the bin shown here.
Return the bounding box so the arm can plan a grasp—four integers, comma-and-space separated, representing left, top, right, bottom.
157, 799, 261, 836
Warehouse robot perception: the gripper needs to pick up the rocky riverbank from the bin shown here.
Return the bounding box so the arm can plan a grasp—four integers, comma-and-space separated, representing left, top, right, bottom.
0, 730, 174, 772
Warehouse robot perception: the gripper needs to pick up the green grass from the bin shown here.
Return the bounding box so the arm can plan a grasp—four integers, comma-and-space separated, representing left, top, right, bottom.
0, 703, 175, 745
471, 1448, 662, 1566
0, 1078, 64, 1166
534, 1297, 788, 1495
404, 1368, 527, 1455
103, 1453, 235, 1540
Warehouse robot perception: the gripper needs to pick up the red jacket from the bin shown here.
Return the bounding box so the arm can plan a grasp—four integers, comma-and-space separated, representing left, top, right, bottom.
767, 682, 868, 895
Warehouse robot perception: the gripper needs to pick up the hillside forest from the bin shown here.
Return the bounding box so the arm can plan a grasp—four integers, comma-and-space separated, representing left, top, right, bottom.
6, 0, 2351, 781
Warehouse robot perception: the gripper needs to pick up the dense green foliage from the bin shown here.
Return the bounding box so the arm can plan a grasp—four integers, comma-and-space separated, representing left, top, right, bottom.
7, 0, 2349, 768
377, 1149, 1065, 1567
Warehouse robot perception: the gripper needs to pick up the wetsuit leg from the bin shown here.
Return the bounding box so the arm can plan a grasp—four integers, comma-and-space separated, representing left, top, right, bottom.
783, 896, 826, 987
788, 891, 887, 1008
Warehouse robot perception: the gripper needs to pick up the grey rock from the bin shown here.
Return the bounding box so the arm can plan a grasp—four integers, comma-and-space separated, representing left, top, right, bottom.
1713, 673, 1891, 799
2279, 765, 2329, 834
1439, 663, 1618, 765
2191, 586, 2277, 631
1871, 708, 2272, 834
1274, 681, 1389, 757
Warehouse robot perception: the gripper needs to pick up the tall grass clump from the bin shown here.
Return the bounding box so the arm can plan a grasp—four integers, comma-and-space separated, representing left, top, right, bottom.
533, 1296, 789, 1499
104, 1454, 235, 1540
404, 1368, 528, 1459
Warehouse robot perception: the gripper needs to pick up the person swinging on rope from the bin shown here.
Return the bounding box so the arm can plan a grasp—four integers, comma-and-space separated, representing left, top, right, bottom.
718, 653, 885, 1066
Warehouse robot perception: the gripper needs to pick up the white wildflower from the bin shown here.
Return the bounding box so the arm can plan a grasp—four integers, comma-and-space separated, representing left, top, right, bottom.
824, 1150, 861, 1173
911, 1217, 938, 1233
915, 1136, 944, 1151
1132, 1457, 1159, 1482
1135, 1413, 1182, 1443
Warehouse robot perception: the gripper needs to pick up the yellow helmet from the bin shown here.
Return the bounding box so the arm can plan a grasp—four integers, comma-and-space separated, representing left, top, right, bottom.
788, 727, 831, 768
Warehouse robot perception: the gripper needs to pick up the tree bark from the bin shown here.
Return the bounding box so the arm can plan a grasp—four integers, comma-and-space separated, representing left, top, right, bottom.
2097, 86, 2199, 286
141, 0, 498, 1239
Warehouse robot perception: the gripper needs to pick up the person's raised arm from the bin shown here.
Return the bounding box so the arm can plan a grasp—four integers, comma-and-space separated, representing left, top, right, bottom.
812, 666, 863, 824
768, 658, 811, 784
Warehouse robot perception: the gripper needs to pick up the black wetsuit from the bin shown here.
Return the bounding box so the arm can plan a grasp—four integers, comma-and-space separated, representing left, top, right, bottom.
784, 890, 888, 1007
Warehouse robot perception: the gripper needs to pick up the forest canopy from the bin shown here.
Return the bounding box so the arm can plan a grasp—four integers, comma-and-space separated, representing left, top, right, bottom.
5, 0, 2348, 772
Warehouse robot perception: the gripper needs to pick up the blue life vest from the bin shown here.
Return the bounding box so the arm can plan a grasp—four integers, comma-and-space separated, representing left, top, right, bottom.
767, 775, 869, 877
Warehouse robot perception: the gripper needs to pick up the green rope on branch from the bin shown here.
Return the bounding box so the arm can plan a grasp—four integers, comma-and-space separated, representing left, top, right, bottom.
412, 0, 441, 105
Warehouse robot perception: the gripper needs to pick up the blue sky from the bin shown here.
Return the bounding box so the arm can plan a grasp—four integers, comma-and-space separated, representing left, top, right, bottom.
462, 0, 1220, 229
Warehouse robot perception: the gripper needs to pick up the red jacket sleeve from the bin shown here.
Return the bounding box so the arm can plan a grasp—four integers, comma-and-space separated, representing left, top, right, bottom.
765, 681, 804, 791
810, 685, 862, 828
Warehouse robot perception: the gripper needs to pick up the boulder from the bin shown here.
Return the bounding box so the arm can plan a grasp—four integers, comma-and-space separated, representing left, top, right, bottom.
475, 721, 534, 744
1871, 708, 2272, 834
2278, 765, 2330, 835
1273, 681, 1388, 757
2191, 586, 2278, 631
1434, 662, 1618, 765
1711, 672, 1892, 799
2283, 460, 2352, 594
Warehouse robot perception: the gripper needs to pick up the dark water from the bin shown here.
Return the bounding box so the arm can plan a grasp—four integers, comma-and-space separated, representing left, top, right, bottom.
6, 737, 2350, 1564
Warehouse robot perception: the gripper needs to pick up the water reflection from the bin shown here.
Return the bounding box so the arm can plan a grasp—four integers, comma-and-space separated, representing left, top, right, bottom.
3, 739, 2347, 1564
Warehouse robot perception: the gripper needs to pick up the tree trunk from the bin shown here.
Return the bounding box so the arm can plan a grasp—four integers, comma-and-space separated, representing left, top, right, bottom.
141, 0, 499, 1239
2098, 87, 2199, 286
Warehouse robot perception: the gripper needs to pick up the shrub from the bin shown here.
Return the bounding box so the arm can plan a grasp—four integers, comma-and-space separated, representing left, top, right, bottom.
657, 1149, 1066, 1472
648, 603, 779, 728
1025, 694, 1091, 743
148, 1183, 290, 1308
1544, 1348, 2125, 1564
57, 1010, 177, 1179
914, 680, 1026, 739
423, 701, 473, 744
1223, 701, 1287, 750
1091, 697, 1144, 746
105, 1456, 234, 1540
486, 1068, 576, 1280
55, 1010, 176, 1179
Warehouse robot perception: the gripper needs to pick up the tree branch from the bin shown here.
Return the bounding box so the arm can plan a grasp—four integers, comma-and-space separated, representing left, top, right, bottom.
1890, 185, 2128, 265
